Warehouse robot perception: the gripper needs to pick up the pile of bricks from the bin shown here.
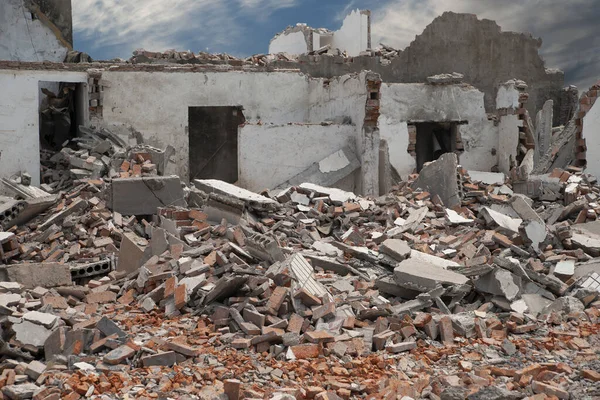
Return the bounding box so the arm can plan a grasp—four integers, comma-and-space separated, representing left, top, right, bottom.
0, 154, 598, 399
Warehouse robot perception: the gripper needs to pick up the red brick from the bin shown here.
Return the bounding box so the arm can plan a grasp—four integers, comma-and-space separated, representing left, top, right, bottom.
287, 313, 304, 334
439, 316, 454, 345
164, 276, 177, 298
531, 381, 568, 399
290, 344, 320, 359
266, 286, 287, 315
84, 291, 117, 304
174, 284, 187, 309
224, 379, 241, 400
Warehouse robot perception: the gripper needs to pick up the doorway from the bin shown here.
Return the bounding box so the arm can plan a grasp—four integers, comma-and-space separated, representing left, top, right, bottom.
413, 122, 462, 172
188, 106, 245, 183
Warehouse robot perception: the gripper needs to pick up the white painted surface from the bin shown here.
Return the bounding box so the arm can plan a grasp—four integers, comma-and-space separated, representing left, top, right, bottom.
102, 71, 311, 180
0, 69, 87, 185
380, 83, 499, 178
0, 0, 68, 62
319, 149, 350, 173
101, 70, 368, 185
269, 30, 308, 55
496, 85, 520, 109
332, 9, 370, 56
238, 124, 355, 191
498, 114, 519, 174
468, 170, 505, 185
583, 99, 600, 180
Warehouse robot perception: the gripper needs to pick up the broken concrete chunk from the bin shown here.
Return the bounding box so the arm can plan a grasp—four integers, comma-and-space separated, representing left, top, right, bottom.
379, 239, 411, 261
412, 153, 460, 207
394, 259, 469, 292
109, 176, 186, 215
5, 263, 72, 288
475, 269, 521, 301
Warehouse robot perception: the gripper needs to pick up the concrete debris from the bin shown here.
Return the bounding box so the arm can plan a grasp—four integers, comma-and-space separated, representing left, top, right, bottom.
412, 153, 461, 207
0, 145, 598, 399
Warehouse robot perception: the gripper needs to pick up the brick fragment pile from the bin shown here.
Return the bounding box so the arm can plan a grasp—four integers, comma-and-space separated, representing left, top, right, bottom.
0, 157, 599, 399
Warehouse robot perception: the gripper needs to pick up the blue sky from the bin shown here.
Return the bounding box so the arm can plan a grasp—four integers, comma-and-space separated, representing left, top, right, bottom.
73, 0, 599, 89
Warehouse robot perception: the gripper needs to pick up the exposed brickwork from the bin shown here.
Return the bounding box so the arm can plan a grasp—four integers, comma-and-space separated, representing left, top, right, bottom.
574, 82, 600, 167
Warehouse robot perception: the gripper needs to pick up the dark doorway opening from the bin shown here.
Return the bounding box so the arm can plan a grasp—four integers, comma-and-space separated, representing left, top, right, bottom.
414, 122, 463, 172
39, 82, 83, 151
188, 106, 246, 183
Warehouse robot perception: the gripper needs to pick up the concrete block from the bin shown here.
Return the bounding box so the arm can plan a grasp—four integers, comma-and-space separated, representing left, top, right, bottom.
141, 351, 177, 367
109, 176, 186, 215
5, 263, 72, 288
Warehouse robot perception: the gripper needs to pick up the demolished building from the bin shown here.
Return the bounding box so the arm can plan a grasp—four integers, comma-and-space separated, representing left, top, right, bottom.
0, 3, 599, 400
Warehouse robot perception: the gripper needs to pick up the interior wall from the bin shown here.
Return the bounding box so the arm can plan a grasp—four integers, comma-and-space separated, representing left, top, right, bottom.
331, 9, 370, 56
238, 123, 356, 192
583, 100, 600, 180
269, 30, 309, 55
379, 83, 498, 177
0, 69, 87, 186
0, 0, 69, 62
100, 70, 368, 183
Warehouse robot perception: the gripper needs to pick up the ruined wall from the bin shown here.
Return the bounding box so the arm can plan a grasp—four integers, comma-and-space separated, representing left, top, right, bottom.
28, 0, 73, 45
331, 10, 370, 57
0, 69, 87, 185
99, 70, 368, 183
379, 83, 498, 177
238, 124, 356, 192
269, 29, 310, 55
0, 0, 71, 62
581, 84, 600, 179
271, 12, 565, 120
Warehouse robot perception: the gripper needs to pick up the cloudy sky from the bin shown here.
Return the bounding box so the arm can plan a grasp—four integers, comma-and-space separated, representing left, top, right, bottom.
73, 0, 598, 89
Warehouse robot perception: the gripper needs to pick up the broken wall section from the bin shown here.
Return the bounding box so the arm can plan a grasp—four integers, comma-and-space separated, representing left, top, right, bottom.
238, 124, 358, 192
0, 69, 87, 186
581, 82, 600, 179
268, 9, 370, 57
269, 12, 565, 122
379, 81, 498, 178
0, 0, 71, 62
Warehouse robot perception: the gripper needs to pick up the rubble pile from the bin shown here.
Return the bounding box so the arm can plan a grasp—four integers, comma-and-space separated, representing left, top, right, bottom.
0, 155, 598, 399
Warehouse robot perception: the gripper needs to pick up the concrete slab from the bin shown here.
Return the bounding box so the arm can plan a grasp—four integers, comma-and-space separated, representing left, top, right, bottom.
379, 239, 411, 262
410, 250, 460, 269
467, 171, 505, 185
412, 153, 461, 208
394, 259, 469, 292
109, 176, 186, 215
276, 147, 360, 189
480, 207, 522, 234
5, 262, 72, 288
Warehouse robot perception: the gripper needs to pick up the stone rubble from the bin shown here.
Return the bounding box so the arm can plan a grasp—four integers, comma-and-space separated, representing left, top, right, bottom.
0, 154, 598, 399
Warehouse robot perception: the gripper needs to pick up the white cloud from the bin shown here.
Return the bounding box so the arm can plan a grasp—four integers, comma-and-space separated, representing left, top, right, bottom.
73, 0, 299, 58
370, 0, 599, 89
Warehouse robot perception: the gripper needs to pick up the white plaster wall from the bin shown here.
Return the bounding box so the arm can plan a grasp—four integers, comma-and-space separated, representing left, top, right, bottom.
497, 114, 520, 174
268, 31, 308, 55
380, 83, 499, 177
332, 10, 370, 56
583, 100, 600, 180
496, 85, 520, 109
238, 124, 355, 191
101, 71, 368, 181
0, 69, 87, 185
0, 0, 68, 62
307, 73, 366, 125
